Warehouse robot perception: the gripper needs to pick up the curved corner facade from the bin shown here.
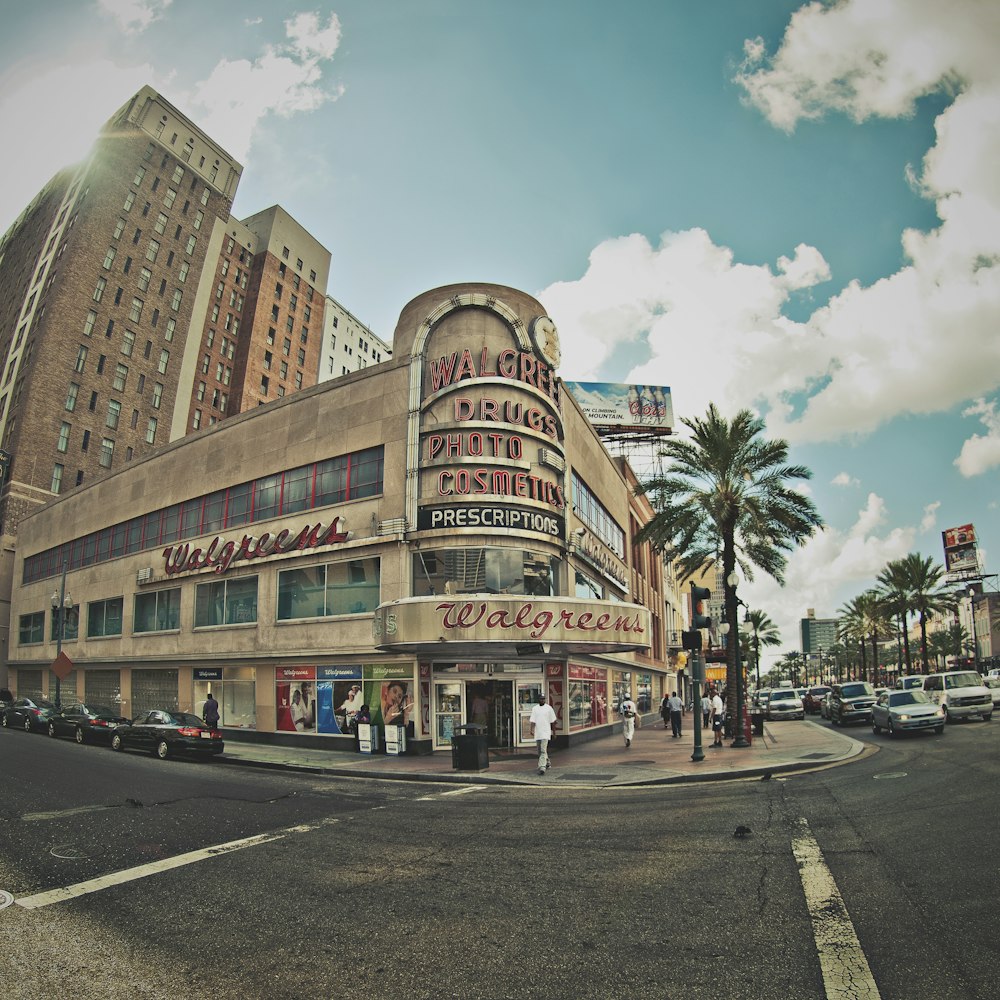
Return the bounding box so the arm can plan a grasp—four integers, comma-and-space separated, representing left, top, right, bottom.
9, 284, 678, 753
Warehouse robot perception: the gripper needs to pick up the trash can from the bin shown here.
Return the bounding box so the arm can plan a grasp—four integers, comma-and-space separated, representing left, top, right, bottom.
385, 723, 407, 756
751, 709, 765, 737
451, 723, 489, 770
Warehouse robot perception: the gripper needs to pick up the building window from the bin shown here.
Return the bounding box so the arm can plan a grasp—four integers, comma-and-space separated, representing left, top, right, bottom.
87, 597, 123, 638
57, 422, 70, 453
75, 346, 88, 372
133, 588, 181, 633
129, 298, 143, 322
295, 372, 303, 389
146, 239, 160, 262
154, 212, 167, 235
51, 464, 64, 494
106, 400, 121, 429
122, 330, 135, 356
571, 472, 627, 558
263, 351, 272, 371
123, 191, 135, 211
65, 383, 79, 412
93, 278, 106, 302
99, 438, 115, 468
81, 429, 90, 451
158, 350, 169, 374
260, 375, 269, 396
137, 268, 151, 292
194, 576, 259, 627
83, 310, 97, 337
19, 611, 45, 645
171, 289, 182, 310
163, 188, 177, 208
172, 164, 184, 182
152, 382, 163, 409
280, 361, 288, 379
113, 364, 128, 391
103, 247, 117, 269
193, 410, 202, 430
178, 261, 189, 283
277, 559, 381, 620
196, 381, 206, 401
146, 417, 157, 444
165, 318, 176, 342
133, 167, 146, 186
193, 210, 203, 231
186, 234, 197, 254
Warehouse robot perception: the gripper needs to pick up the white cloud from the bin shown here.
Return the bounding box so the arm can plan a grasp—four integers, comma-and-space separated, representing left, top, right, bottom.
955, 398, 1000, 476
184, 12, 344, 161
546, 0, 1000, 448
97, 0, 173, 35
831, 472, 859, 487
920, 501, 941, 533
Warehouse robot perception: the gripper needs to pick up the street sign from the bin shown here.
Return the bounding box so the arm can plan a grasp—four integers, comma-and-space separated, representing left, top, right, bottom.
51, 651, 74, 680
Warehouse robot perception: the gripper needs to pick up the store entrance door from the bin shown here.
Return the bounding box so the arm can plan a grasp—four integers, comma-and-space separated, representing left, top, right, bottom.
466, 680, 514, 748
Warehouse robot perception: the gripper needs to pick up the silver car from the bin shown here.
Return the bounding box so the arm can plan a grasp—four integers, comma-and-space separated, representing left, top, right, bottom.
983, 677, 1000, 710
766, 688, 804, 721
871, 690, 945, 737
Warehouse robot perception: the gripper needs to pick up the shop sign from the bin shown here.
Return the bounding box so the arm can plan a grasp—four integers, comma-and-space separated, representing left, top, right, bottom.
569, 664, 605, 680
364, 664, 413, 680
162, 517, 349, 576
318, 666, 362, 680
278, 666, 316, 680
194, 668, 223, 680
418, 504, 563, 537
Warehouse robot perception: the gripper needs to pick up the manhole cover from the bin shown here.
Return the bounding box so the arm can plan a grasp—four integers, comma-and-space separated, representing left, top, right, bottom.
800, 752, 832, 760
0, 890, 13, 910
558, 773, 616, 781
873, 772, 908, 780
50, 844, 92, 860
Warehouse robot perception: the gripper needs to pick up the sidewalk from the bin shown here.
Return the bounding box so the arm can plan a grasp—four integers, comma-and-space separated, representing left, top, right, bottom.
215, 719, 871, 787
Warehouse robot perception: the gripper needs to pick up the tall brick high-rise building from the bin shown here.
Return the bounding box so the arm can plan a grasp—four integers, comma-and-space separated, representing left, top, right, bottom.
0, 86, 330, 537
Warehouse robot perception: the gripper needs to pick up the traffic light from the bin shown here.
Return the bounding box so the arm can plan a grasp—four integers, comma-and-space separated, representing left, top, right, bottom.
681, 629, 702, 651
690, 584, 711, 629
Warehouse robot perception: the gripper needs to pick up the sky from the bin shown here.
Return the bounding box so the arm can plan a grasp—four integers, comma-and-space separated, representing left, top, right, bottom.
1, 0, 998, 668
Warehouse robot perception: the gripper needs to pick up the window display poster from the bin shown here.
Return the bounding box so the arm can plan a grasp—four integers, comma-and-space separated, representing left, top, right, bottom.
317, 679, 366, 734
369, 678, 414, 729
548, 680, 564, 733
276, 681, 317, 733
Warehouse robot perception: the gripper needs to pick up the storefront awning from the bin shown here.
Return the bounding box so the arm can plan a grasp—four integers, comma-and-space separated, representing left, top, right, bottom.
373, 595, 651, 657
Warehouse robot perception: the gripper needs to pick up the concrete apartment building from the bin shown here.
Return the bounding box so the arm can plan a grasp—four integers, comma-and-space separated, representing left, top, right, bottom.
320, 295, 391, 381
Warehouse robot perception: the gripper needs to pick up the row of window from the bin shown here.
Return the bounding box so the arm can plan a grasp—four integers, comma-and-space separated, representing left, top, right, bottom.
572, 471, 626, 559
18, 558, 381, 643
25, 446, 385, 584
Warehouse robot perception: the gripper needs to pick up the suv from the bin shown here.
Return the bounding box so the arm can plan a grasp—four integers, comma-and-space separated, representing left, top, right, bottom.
830, 681, 877, 726
766, 688, 804, 721
803, 685, 831, 715
921, 671, 992, 723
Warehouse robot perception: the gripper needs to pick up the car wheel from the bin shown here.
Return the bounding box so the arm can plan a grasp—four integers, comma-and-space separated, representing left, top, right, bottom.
23, 716, 33, 732
0, 714, 7, 727
155, 739, 170, 760
943, 707, 952, 725
110, 732, 123, 752
48, 721, 57, 737
984, 714, 992, 722
74, 727, 86, 744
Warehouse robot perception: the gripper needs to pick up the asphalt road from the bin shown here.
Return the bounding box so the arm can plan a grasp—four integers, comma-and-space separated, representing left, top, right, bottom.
1, 718, 997, 1000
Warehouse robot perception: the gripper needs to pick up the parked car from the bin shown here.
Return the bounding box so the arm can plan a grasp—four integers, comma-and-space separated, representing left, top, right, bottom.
47, 703, 130, 744
871, 690, 945, 737
755, 689, 772, 709
766, 688, 805, 721
110, 709, 224, 760
1, 697, 57, 732
804, 686, 832, 715
894, 675, 927, 691
985, 676, 1000, 710
830, 682, 877, 726
921, 671, 992, 723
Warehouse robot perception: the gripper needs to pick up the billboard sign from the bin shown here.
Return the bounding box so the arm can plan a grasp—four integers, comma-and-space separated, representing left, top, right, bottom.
942, 523, 979, 574
564, 382, 673, 435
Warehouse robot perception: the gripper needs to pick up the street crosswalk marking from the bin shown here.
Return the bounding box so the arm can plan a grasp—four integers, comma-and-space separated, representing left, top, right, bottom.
792, 816, 881, 1000
415, 786, 484, 801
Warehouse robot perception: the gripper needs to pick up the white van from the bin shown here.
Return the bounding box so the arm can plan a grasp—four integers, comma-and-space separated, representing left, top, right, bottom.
921, 671, 992, 723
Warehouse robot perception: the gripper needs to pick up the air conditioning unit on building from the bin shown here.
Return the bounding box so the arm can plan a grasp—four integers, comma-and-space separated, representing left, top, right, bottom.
136, 567, 153, 584
538, 448, 565, 472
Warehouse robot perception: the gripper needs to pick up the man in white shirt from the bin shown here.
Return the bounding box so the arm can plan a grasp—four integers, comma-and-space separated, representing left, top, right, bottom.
620, 695, 638, 747
529, 693, 557, 775
668, 690, 684, 738
710, 689, 725, 747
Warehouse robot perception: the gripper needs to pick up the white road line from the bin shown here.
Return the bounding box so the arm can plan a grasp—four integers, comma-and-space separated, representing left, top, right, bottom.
23, 804, 117, 822
416, 786, 484, 801
792, 817, 881, 1000
15, 819, 335, 910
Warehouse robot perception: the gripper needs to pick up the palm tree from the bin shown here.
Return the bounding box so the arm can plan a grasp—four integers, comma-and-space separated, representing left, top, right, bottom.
636, 404, 823, 728
901, 554, 956, 671
877, 558, 914, 675
740, 609, 781, 689
928, 625, 967, 669
780, 650, 804, 686
838, 590, 892, 684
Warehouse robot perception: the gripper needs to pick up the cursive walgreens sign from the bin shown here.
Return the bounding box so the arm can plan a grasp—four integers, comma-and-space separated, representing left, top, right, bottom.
162, 518, 349, 576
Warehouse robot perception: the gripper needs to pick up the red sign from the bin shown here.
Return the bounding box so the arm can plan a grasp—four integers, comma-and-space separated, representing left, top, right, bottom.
277, 666, 316, 680
51, 651, 74, 680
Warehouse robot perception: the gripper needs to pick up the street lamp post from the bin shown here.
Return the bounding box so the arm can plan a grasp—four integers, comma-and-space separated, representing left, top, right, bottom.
725, 570, 750, 749
50, 560, 73, 710
969, 587, 980, 671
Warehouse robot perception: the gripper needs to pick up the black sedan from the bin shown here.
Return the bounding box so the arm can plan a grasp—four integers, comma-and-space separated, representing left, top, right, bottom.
110, 709, 224, 760
1, 697, 57, 732
47, 703, 130, 744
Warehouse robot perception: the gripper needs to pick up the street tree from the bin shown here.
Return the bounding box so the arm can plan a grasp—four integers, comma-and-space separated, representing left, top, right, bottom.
636, 404, 823, 726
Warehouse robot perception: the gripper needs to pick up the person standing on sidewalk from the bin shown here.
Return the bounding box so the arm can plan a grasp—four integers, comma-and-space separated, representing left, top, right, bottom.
702, 692, 711, 729
529, 693, 557, 775
659, 693, 671, 731
203, 691, 220, 730
710, 688, 725, 747
620, 694, 638, 747
668, 690, 684, 738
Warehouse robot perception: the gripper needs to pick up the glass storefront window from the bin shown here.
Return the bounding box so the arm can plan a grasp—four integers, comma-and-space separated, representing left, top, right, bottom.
412, 549, 558, 597
134, 588, 181, 633
195, 575, 258, 627
637, 673, 652, 713
574, 570, 603, 600
277, 559, 380, 619
194, 668, 256, 729
612, 671, 631, 714
435, 682, 461, 744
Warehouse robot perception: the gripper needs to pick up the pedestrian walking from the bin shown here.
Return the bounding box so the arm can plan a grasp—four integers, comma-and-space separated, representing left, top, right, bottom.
203, 691, 220, 729
660, 693, 671, 731
620, 694, 638, 747
668, 690, 684, 737
529, 693, 557, 775
701, 692, 711, 729
710, 688, 725, 747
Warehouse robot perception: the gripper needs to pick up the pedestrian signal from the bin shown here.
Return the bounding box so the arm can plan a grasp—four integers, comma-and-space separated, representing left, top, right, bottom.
690, 584, 711, 629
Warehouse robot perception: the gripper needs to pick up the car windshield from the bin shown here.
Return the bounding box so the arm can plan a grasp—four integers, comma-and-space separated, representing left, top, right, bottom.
888, 691, 930, 706
810, 688, 830, 695
841, 684, 873, 698
771, 691, 795, 701
35, 699, 56, 709
945, 672, 982, 689
171, 712, 206, 726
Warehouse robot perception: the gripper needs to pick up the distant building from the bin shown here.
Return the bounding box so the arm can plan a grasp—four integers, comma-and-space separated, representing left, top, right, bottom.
320, 296, 391, 380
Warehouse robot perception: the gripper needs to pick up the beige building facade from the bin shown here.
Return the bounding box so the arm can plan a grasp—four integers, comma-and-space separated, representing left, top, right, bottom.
9, 283, 680, 752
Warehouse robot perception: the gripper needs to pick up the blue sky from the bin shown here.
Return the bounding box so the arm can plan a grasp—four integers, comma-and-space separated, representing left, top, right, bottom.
1, 0, 997, 661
